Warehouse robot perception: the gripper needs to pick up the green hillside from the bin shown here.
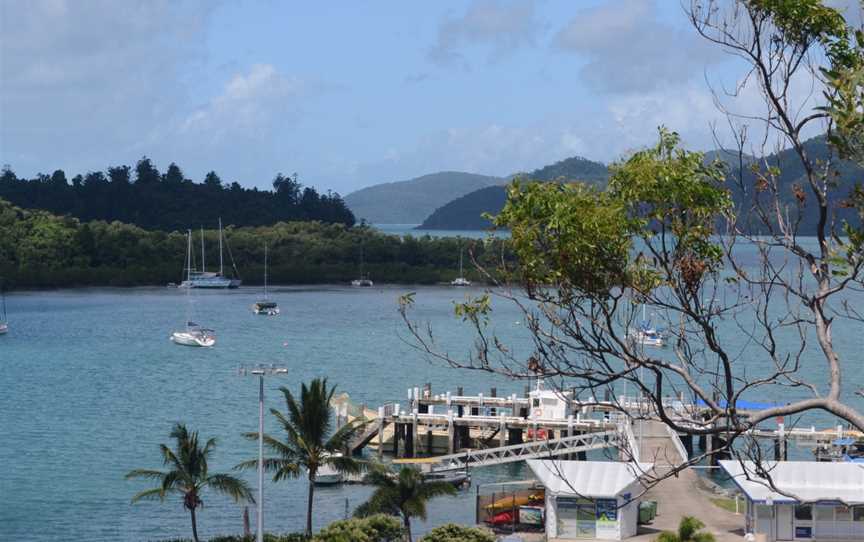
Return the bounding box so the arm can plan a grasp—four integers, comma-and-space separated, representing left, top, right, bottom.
344, 171, 504, 224
418, 156, 610, 230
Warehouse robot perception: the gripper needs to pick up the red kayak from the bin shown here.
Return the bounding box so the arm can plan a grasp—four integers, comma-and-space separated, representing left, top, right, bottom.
486, 510, 515, 525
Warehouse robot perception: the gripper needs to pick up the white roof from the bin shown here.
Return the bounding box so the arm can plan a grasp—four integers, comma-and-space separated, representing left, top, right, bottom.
527, 460, 653, 498
720, 460, 864, 505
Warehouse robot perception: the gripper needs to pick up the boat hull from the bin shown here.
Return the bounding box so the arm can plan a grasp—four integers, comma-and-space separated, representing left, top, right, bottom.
351, 279, 374, 287
0, 322, 7, 335
171, 331, 216, 347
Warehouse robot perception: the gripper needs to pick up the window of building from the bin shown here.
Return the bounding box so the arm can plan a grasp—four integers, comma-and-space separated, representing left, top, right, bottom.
853, 507, 864, 522
795, 505, 813, 521
815, 505, 834, 521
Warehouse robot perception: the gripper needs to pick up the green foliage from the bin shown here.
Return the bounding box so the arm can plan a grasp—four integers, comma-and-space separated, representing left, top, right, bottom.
236, 378, 367, 536
654, 516, 716, 542
418, 524, 495, 542
126, 424, 253, 542
0, 198, 509, 288
355, 465, 457, 542
493, 128, 731, 297
0, 160, 354, 230
312, 515, 402, 542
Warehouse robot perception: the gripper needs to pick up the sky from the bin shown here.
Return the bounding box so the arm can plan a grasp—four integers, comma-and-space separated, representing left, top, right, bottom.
0, 0, 859, 195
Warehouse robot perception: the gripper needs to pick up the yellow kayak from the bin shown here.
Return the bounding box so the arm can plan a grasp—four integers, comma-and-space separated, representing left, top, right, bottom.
485, 492, 544, 512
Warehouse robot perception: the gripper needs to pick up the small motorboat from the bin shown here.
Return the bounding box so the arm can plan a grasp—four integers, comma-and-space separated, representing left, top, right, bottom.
171, 323, 216, 347
314, 454, 344, 485
423, 470, 471, 487
351, 278, 374, 287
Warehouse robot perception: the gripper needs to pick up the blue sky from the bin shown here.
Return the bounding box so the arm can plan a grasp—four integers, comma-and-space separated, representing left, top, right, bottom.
1, 1, 855, 195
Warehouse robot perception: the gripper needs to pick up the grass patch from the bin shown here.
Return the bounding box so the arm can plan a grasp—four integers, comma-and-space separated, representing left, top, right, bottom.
711, 497, 741, 513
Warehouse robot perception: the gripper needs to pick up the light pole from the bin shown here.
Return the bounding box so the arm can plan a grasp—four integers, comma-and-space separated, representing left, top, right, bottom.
239, 364, 288, 542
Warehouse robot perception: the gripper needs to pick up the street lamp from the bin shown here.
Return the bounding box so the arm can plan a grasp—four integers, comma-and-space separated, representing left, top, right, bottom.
238, 364, 288, 542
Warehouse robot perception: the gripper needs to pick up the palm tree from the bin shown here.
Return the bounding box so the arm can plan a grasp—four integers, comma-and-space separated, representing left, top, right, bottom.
655, 516, 716, 542
355, 465, 457, 542
126, 423, 253, 542
236, 378, 367, 536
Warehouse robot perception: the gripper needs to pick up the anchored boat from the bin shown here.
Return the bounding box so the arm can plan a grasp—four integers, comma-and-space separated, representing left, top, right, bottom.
451, 246, 471, 287
180, 218, 242, 289
172, 230, 216, 347
0, 280, 7, 335
253, 243, 279, 315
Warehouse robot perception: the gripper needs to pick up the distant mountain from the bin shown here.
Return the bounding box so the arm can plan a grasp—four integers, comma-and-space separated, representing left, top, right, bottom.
417, 137, 862, 234
344, 171, 504, 224
418, 156, 610, 230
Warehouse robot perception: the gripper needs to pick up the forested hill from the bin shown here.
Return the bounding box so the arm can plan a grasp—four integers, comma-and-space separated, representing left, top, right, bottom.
344, 171, 504, 224
0, 197, 508, 288
418, 155, 610, 230
0, 158, 355, 230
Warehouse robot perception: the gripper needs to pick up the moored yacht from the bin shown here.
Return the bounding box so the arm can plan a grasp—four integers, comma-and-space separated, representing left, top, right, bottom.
253, 243, 279, 315
0, 280, 7, 335
180, 219, 242, 289
172, 230, 217, 347
451, 246, 471, 287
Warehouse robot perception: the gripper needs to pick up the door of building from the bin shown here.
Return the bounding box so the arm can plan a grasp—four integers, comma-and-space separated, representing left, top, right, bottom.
776, 504, 794, 541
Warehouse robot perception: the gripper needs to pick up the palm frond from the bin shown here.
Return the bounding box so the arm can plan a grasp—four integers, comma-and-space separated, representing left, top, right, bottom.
130, 487, 170, 503
125, 469, 167, 481
325, 454, 367, 476
207, 473, 255, 504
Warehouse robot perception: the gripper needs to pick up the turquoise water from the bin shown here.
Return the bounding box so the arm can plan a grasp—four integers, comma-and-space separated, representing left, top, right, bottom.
3, 242, 864, 540
0, 285, 536, 541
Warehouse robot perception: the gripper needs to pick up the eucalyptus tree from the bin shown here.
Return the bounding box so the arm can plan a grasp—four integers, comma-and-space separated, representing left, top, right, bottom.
126, 423, 253, 542
400, 0, 864, 493
236, 378, 367, 537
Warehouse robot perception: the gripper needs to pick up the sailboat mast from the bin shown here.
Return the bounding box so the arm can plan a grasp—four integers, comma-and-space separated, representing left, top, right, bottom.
263, 243, 268, 299
459, 247, 464, 276
186, 230, 192, 328
219, 218, 224, 276
200, 226, 206, 273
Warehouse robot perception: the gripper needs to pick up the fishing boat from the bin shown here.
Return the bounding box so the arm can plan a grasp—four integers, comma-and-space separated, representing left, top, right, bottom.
351, 242, 374, 287
172, 230, 216, 347
253, 243, 279, 315
451, 246, 471, 287
180, 219, 242, 289
0, 281, 7, 335
628, 305, 666, 347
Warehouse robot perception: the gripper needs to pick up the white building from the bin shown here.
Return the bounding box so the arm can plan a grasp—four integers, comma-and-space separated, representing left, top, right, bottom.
720, 460, 864, 541
527, 459, 653, 540
528, 381, 572, 420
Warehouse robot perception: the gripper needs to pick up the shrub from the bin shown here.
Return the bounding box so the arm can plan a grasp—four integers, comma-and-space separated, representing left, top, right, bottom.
419, 524, 496, 542
312, 514, 403, 542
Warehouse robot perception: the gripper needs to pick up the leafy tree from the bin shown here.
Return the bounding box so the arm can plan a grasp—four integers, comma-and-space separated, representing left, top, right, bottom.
355, 466, 456, 542
126, 423, 254, 542
135, 156, 161, 185
165, 163, 185, 185
312, 515, 403, 542
655, 516, 715, 542
236, 379, 367, 537
418, 524, 495, 542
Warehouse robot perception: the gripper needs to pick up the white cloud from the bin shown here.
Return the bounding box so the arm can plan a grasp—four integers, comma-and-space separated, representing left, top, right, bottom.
428, 0, 542, 68
553, 0, 722, 93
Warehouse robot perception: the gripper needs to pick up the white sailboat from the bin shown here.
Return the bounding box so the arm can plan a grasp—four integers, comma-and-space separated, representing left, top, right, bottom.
628, 305, 665, 347
0, 281, 8, 335
451, 246, 471, 287
180, 218, 242, 289
253, 243, 279, 315
172, 230, 216, 347
351, 242, 374, 287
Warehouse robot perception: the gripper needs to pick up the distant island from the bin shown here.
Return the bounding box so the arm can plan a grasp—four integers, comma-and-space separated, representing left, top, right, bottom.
417, 156, 610, 230
344, 171, 504, 224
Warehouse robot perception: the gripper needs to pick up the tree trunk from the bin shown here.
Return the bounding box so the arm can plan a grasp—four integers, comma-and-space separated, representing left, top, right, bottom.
190, 506, 200, 542
402, 513, 412, 542
306, 471, 316, 536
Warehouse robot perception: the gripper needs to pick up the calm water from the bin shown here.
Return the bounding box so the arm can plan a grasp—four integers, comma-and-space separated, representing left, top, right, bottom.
3, 240, 864, 541
0, 285, 536, 542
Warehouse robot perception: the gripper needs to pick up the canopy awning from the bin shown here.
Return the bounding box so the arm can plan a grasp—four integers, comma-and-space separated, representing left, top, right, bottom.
527, 460, 653, 498
720, 460, 864, 505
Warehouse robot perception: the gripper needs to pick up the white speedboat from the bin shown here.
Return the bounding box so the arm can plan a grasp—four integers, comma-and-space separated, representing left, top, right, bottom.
180, 219, 242, 289
451, 246, 471, 286
0, 322, 7, 335
314, 454, 344, 485
171, 324, 216, 347
173, 231, 217, 347
351, 278, 374, 287
253, 243, 279, 315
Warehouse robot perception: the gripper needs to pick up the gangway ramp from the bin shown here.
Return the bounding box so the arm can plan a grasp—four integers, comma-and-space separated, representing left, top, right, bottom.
394, 430, 621, 472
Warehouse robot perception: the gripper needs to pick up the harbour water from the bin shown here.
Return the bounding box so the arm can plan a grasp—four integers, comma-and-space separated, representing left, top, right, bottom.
0, 285, 535, 541
3, 242, 864, 541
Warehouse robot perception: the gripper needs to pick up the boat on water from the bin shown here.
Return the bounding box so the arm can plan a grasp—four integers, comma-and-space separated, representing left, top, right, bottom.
180, 219, 242, 289
314, 453, 344, 485
253, 243, 279, 315
351, 242, 374, 287
451, 246, 471, 287
628, 305, 666, 347
172, 230, 216, 347
423, 469, 471, 487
